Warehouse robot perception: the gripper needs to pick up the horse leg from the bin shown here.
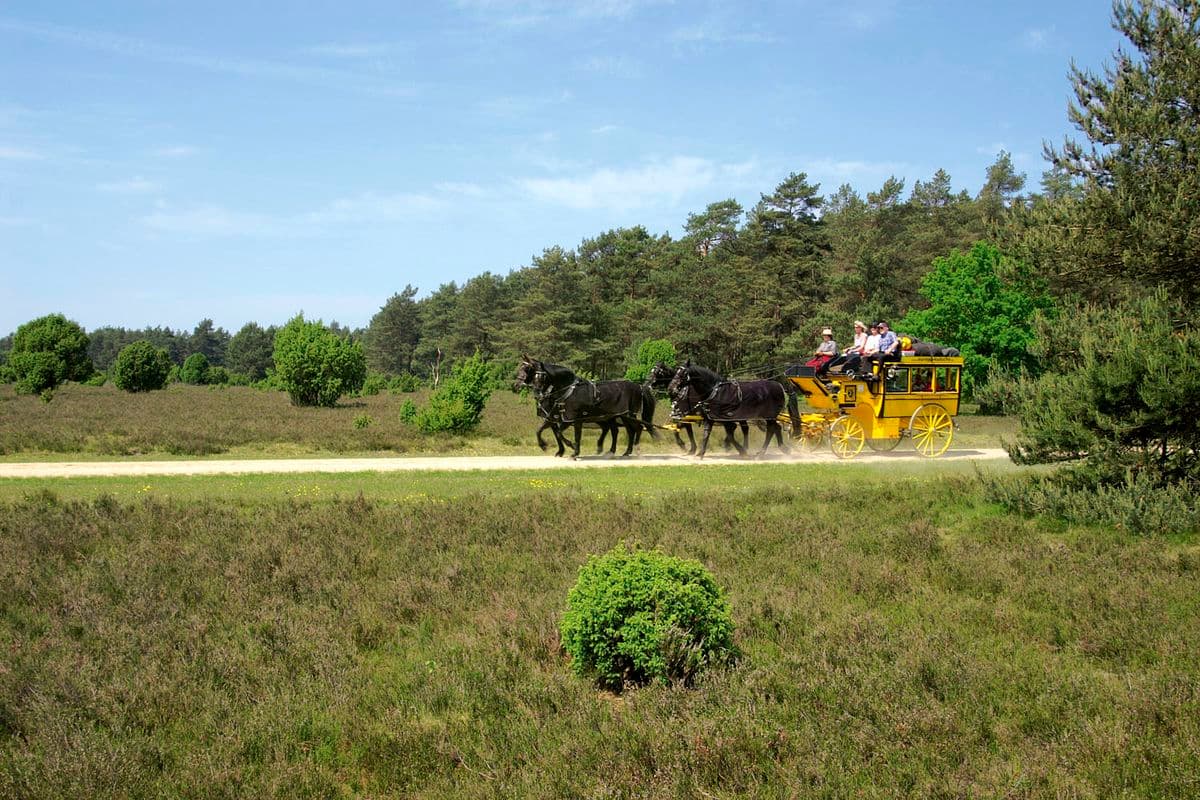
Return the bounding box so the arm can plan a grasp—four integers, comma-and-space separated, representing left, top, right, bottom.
571, 421, 583, 459
536, 419, 549, 451
775, 420, 790, 453
622, 416, 639, 457
697, 420, 714, 458
596, 422, 609, 455
673, 430, 687, 451
607, 419, 621, 456
681, 423, 697, 455
738, 421, 750, 454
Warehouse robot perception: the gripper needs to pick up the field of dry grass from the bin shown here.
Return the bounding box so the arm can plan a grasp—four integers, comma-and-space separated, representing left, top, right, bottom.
0, 383, 1015, 459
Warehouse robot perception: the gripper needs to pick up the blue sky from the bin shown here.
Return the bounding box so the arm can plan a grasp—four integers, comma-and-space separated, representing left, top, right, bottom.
1, 1, 1121, 336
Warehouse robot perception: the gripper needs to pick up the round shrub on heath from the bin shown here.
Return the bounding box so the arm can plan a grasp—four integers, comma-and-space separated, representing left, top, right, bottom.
112, 340, 173, 392
560, 542, 737, 691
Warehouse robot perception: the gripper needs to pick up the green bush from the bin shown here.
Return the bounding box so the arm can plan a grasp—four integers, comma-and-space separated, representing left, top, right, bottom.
359, 372, 389, 396
8, 313, 93, 394
389, 372, 423, 393
83, 371, 108, 387
112, 340, 173, 392
624, 339, 678, 383
399, 399, 418, 423
413, 352, 493, 433
180, 352, 211, 385
272, 314, 367, 407
206, 365, 230, 385
560, 542, 737, 691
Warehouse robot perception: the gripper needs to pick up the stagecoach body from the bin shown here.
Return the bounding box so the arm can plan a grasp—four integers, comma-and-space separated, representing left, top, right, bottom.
785, 356, 963, 458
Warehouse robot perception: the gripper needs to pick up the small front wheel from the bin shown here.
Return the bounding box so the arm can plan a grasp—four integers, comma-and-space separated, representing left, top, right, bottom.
830, 416, 865, 459
909, 403, 954, 457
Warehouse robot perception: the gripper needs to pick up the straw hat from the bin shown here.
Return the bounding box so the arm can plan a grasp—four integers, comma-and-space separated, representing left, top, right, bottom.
821, 328, 833, 336
853, 320, 865, 329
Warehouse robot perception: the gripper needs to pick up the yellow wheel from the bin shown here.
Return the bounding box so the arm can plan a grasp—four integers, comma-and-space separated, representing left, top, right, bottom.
909, 403, 954, 457
830, 415, 865, 459
798, 423, 826, 452
866, 436, 901, 452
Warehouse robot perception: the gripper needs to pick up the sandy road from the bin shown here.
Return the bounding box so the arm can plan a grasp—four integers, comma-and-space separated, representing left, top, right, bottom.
0, 449, 1011, 478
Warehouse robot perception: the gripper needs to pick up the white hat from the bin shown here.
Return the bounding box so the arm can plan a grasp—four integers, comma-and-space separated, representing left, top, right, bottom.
821, 328, 833, 336
853, 320, 865, 329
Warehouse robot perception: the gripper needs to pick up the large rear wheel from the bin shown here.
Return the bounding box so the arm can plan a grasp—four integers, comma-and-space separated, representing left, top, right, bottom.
909, 403, 954, 457
830, 415, 865, 459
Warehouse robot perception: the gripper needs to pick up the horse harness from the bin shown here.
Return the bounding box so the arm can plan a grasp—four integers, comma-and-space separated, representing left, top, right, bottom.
534, 370, 600, 423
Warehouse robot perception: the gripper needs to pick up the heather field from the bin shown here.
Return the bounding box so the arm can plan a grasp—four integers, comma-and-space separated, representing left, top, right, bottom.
0, 383, 1014, 460
2, 468, 1198, 798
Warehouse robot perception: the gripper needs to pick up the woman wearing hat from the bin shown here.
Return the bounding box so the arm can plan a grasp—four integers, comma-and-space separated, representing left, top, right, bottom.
823, 321, 867, 376
806, 327, 839, 371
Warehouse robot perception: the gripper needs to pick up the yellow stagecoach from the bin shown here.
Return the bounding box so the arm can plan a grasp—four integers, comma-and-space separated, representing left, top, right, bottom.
784, 356, 963, 458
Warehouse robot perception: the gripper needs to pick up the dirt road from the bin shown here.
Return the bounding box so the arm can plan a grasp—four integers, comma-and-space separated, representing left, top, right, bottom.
0, 448, 1011, 478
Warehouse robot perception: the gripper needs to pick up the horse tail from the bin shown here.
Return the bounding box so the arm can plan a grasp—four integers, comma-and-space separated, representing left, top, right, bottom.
640, 385, 660, 440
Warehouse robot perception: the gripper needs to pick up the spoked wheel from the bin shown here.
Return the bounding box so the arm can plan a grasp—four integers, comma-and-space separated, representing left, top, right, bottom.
909, 403, 954, 458
830, 415, 865, 459
798, 424, 826, 452
866, 436, 901, 452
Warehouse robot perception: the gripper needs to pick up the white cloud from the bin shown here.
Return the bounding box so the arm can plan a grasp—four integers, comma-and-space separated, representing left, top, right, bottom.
0, 145, 41, 160
478, 90, 573, 117
1022, 26, 1055, 51
153, 145, 198, 158
97, 176, 159, 194
306, 42, 399, 58
575, 55, 642, 78
0, 18, 418, 98
669, 22, 778, 47
140, 191, 446, 237
591, 124, 620, 135
141, 205, 273, 236
303, 192, 445, 224
517, 156, 718, 210
435, 181, 487, 198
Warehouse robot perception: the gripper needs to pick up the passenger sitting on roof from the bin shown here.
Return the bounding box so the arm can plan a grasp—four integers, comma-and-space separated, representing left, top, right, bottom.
805, 328, 838, 371
842, 322, 878, 376
823, 320, 866, 376
868, 320, 901, 378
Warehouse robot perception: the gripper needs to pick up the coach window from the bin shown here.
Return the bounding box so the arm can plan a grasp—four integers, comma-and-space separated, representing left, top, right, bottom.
884, 367, 909, 393
934, 367, 959, 393
912, 368, 934, 392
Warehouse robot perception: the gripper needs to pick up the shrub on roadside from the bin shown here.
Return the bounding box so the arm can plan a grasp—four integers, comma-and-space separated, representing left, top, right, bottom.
560, 542, 737, 691
112, 340, 173, 392
412, 352, 493, 433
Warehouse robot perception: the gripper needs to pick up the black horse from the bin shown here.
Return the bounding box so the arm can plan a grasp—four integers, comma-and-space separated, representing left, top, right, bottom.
645, 361, 747, 455
515, 358, 617, 456
667, 362, 799, 458
531, 361, 653, 458
516, 357, 656, 457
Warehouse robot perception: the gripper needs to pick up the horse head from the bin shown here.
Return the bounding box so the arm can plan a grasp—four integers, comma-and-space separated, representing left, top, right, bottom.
514, 356, 542, 391
646, 361, 674, 390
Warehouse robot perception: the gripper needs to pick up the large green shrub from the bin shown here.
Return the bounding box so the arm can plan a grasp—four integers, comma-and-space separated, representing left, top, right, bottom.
412, 352, 493, 433
179, 352, 211, 385
112, 340, 173, 392
624, 339, 678, 383
8, 313, 93, 394
272, 315, 367, 407
560, 543, 737, 691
